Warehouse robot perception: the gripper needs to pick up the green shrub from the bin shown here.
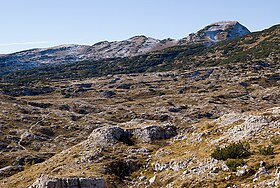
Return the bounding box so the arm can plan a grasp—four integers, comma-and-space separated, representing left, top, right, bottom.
206, 122, 214, 129
271, 137, 280, 145
225, 159, 245, 171
259, 145, 274, 155
211, 141, 251, 160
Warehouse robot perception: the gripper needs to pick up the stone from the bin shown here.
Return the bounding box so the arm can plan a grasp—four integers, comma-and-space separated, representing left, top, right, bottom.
139, 176, 146, 181
236, 165, 249, 177
260, 161, 266, 167
0, 165, 24, 178
225, 175, 231, 180
101, 90, 116, 98
21, 87, 55, 96
132, 125, 177, 143
149, 174, 157, 184
276, 168, 280, 179
14, 156, 45, 166
0, 141, 8, 151
168, 107, 181, 113
117, 84, 131, 89
75, 83, 92, 88
253, 166, 269, 179
34, 126, 54, 137
29, 176, 107, 188
88, 126, 133, 147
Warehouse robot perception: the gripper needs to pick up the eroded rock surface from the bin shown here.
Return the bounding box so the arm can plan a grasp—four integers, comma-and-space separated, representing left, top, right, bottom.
29, 176, 107, 188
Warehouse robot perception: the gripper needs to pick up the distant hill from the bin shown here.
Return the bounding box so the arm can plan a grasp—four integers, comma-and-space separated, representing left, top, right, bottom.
0, 21, 250, 76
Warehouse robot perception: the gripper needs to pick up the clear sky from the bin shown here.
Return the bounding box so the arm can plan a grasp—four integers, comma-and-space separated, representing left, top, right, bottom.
0, 0, 279, 54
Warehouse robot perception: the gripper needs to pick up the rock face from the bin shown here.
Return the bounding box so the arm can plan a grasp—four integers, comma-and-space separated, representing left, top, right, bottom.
213, 112, 280, 143
88, 125, 177, 146
132, 125, 177, 143
88, 126, 132, 146
29, 176, 107, 188
180, 21, 250, 45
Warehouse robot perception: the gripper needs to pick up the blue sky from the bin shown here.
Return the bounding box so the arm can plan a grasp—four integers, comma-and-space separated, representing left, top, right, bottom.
0, 0, 279, 54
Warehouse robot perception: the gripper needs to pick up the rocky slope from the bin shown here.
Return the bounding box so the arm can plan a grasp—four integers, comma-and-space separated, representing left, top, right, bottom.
180, 21, 250, 45
0, 21, 250, 75
0, 22, 279, 188
0, 58, 279, 187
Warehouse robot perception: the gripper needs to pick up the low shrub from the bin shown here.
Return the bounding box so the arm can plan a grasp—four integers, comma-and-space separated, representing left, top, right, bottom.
225, 159, 245, 171
211, 141, 251, 160
271, 137, 280, 145
259, 145, 274, 156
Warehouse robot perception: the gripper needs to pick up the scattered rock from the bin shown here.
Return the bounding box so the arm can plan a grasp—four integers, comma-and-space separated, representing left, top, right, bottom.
105, 159, 141, 178
168, 107, 181, 113
108, 77, 121, 84
236, 165, 249, 177
141, 113, 170, 122
117, 84, 131, 89
101, 90, 116, 98
14, 156, 44, 166
20, 131, 47, 145
29, 176, 107, 188
139, 176, 146, 181
127, 148, 151, 156
0, 165, 24, 178
149, 174, 157, 184
75, 83, 92, 88
27, 102, 53, 108
22, 87, 55, 96
34, 126, 54, 137
0, 141, 8, 151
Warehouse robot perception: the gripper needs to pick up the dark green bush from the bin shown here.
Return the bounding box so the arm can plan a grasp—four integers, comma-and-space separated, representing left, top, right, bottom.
259, 145, 274, 155
271, 137, 280, 145
211, 141, 251, 160
225, 159, 245, 171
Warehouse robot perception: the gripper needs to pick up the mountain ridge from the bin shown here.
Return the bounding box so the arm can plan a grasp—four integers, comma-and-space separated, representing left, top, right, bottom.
0, 21, 250, 75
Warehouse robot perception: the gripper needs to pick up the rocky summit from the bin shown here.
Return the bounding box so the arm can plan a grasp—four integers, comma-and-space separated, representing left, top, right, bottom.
0, 21, 279, 188
180, 21, 250, 45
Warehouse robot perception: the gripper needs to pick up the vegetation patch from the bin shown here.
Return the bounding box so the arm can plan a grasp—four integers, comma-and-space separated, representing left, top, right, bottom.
225, 159, 245, 171
258, 145, 275, 156
211, 142, 251, 160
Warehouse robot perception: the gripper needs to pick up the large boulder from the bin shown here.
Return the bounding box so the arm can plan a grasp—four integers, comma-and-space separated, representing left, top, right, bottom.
87, 125, 178, 147
29, 176, 107, 188
88, 126, 132, 147
132, 125, 177, 143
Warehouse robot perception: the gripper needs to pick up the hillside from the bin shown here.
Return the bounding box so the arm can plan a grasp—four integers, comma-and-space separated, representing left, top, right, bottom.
0, 61, 279, 188
1, 24, 278, 95
0, 23, 279, 188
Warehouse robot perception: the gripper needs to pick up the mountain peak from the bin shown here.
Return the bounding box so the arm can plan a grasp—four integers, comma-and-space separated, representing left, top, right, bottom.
180, 20, 250, 45
211, 20, 238, 25
128, 35, 148, 40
